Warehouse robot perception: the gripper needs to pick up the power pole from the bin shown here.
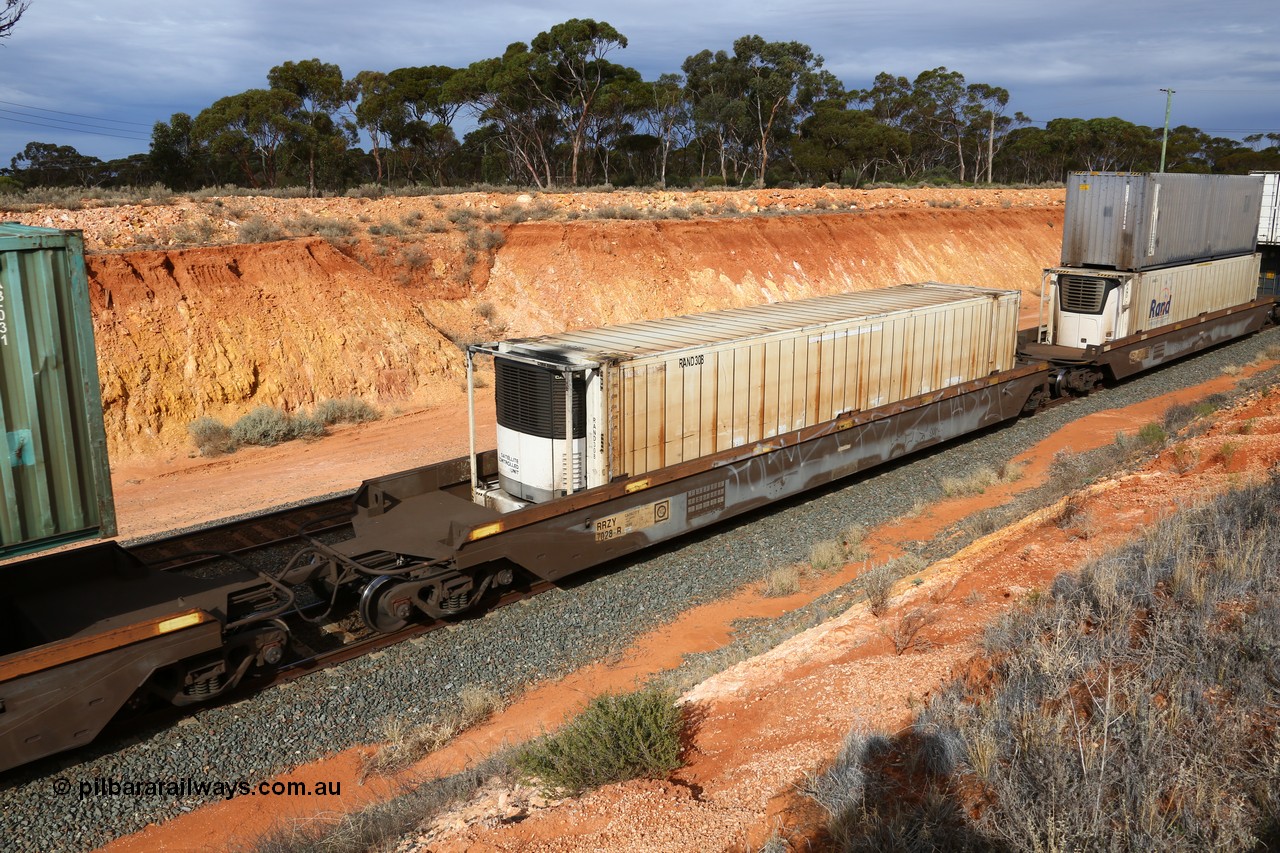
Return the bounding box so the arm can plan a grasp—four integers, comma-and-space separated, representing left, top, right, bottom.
1159, 88, 1175, 173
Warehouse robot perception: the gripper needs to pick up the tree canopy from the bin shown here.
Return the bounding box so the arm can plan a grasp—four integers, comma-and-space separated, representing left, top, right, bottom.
3, 20, 1278, 192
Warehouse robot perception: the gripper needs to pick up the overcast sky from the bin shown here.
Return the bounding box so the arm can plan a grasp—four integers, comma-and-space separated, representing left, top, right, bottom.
1, 0, 1277, 167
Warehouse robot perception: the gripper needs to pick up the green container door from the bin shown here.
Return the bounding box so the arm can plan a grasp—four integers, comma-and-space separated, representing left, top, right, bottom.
0, 224, 115, 558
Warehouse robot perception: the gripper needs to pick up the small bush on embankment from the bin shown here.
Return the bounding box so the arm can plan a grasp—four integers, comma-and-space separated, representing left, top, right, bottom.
810, 474, 1280, 851
314, 397, 380, 426
514, 685, 686, 796
231, 406, 324, 446
188, 398, 381, 456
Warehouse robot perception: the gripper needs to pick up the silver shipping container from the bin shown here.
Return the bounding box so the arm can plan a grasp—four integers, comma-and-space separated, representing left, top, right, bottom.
1046, 253, 1261, 349
0, 224, 115, 558
1061, 172, 1263, 271
478, 284, 1020, 502
1255, 171, 1280, 245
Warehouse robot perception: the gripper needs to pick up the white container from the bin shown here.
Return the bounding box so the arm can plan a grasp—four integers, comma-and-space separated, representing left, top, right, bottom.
1046, 253, 1261, 348
1255, 171, 1280, 245
477, 284, 1020, 503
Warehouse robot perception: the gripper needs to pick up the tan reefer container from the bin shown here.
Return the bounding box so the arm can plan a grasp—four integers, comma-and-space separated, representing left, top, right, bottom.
479, 284, 1020, 502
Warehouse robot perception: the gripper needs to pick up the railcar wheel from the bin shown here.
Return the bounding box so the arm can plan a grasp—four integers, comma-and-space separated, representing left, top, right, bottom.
358, 576, 415, 633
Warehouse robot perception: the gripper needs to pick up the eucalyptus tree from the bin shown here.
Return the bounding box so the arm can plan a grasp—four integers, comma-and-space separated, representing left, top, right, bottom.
963, 83, 1019, 183
379, 65, 466, 184
682, 48, 749, 183
792, 100, 908, 185
856, 72, 940, 179
456, 46, 559, 187
150, 112, 211, 190
1046, 116, 1155, 172
639, 73, 691, 188
582, 69, 644, 184
527, 18, 631, 185
346, 70, 395, 184
268, 59, 353, 194
193, 89, 300, 188
732, 35, 841, 185
9, 141, 102, 187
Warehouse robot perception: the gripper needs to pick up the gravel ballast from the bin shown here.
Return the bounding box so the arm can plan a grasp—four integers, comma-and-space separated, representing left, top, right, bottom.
2, 326, 1278, 852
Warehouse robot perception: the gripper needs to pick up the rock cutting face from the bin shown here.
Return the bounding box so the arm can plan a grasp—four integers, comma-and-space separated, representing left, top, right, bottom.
70, 192, 1065, 459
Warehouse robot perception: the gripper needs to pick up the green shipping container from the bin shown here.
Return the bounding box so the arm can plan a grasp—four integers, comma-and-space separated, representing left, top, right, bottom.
0, 224, 115, 558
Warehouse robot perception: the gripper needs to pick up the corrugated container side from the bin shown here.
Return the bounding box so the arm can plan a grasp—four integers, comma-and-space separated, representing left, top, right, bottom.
0, 225, 115, 558
1062, 172, 1263, 270
1128, 253, 1261, 335
1255, 172, 1280, 245
609, 287, 1020, 480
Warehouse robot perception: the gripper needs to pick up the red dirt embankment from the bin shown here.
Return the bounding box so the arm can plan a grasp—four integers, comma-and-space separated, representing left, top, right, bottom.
64, 192, 1064, 459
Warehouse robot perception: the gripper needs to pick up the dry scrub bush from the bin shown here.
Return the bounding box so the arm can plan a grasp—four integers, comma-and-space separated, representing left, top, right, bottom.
188, 416, 236, 456
172, 216, 216, 245
810, 479, 1280, 850
465, 227, 505, 251
840, 524, 868, 560
514, 685, 684, 796
236, 215, 285, 243
859, 554, 923, 617
230, 406, 324, 447
314, 398, 380, 426
940, 466, 998, 497
883, 606, 937, 654
399, 244, 429, 270
364, 685, 503, 777
367, 220, 405, 237
805, 727, 977, 851
763, 563, 802, 597
809, 539, 845, 572
286, 213, 354, 239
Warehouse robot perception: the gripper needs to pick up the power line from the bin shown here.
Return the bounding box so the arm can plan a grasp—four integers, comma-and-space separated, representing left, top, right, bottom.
0, 98, 152, 128
0, 114, 150, 142
0, 108, 151, 139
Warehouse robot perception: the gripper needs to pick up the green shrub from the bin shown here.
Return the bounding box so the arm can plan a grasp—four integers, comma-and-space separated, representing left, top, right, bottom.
1136, 421, 1168, 446
188, 416, 236, 456
290, 412, 325, 439
314, 397, 380, 426
515, 685, 685, 795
